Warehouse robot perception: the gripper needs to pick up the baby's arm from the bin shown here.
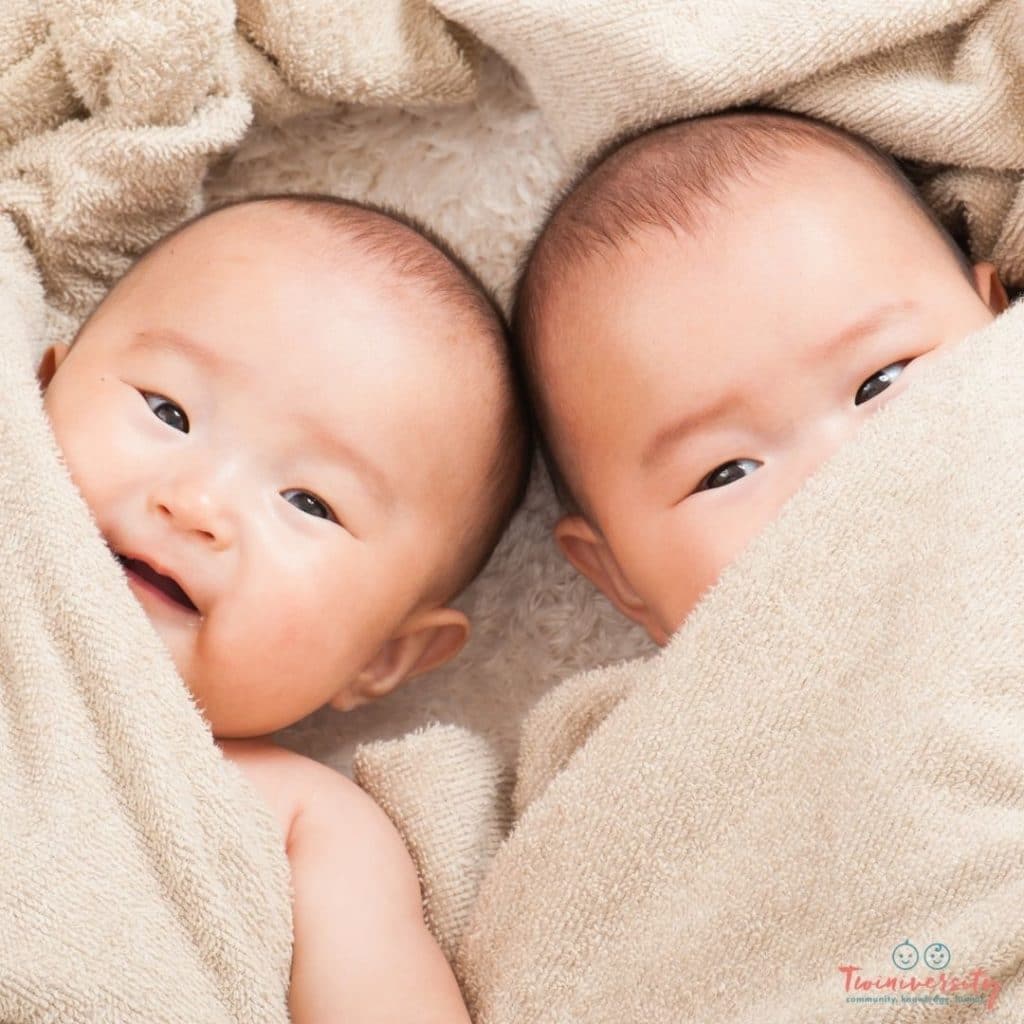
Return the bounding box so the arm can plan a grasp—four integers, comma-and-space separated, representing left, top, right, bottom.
222, 740, 470, 1023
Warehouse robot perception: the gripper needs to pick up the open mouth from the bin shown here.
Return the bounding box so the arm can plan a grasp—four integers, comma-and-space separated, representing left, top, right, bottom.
116, 554, 198, 613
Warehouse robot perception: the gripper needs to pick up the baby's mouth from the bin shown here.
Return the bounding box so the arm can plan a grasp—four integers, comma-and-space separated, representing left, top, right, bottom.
115, 554, 199, 614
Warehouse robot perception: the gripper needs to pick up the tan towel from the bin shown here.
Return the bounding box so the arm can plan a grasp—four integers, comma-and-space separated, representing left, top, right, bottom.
438, 0, 1024, 286
0, 1, 475, 1018
1, 1, 477, 324
359, 301, 1024, 1022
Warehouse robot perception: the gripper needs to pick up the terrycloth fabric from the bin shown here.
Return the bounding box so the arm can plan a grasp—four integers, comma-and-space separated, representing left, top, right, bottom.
6, 0, 1024, 1020
441, 0, 1024, 285
0, 1, 476, 1018
359, 301, 1024, 1022
2, 0, 477, 326
352, 726, 511, 965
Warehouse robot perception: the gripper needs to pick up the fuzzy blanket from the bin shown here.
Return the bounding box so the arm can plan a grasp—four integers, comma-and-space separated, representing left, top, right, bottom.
358, 300, 1024, 1022
3, 0, 1024, 1020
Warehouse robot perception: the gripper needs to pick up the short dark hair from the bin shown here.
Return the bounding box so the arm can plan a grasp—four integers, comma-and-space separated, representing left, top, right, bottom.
85, 193, 532, 597
511, 107, 975, 515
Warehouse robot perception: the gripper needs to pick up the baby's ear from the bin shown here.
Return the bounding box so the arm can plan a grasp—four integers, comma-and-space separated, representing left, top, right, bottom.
36, 342, 70, 391
973, 262, 1009, 314
554, 516, 669, 645
332, 608, 470, 711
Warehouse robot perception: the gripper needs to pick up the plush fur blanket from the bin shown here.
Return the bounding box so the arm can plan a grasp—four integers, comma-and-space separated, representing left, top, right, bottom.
2, 0, 1024, 1020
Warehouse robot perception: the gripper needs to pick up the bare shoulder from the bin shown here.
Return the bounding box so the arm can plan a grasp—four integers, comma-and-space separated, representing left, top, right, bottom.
216, 738, 303, 846
220, 739, 468, 1022
221, 737, 368, 806
217, 738, 413, 887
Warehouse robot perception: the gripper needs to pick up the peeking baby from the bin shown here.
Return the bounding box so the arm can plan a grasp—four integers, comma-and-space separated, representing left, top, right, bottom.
38, 195, 530, 1021
513, 108, 1008, 643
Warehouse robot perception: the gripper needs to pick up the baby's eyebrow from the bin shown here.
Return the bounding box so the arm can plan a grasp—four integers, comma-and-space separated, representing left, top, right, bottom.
129, 327, 249, 376
816, 300, 916, 362
129, 327, 393, 509
641, 301, 916, 471
293, 409, 394, 510
641, 386, 745, 470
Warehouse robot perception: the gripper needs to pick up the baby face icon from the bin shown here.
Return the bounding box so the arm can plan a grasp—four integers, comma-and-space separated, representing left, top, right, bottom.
892, 940, 919, 971
923, 943, 951, 970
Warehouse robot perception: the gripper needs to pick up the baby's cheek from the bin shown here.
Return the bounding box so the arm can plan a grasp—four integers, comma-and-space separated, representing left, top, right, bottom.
48, 387, 132, 505
267, 538, 409, 667
656, 505, 762, 632
264, 559, 354, 647
51, 419, 109, 509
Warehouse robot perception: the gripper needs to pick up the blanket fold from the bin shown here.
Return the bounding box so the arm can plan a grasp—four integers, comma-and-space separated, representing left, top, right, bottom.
483, 309, 1024, 1024
0, 0, 478, 322
363, 303, 1024, 1022
353, 725, 512, 964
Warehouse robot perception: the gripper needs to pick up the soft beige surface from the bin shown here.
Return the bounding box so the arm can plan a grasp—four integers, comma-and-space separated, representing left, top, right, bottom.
4, 0, 1024, 1020
352, 726, 511, 965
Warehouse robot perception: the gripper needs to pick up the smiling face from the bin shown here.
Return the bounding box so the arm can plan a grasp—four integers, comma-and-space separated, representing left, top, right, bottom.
543, 144, 1006, 643
893, 940, 920, 971
923, 942, 951, 970
41, 203, 496, 735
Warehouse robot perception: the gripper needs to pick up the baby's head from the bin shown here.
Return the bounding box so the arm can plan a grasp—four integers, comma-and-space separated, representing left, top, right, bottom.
40, 196, 529, 735
515, 109, 1008, 643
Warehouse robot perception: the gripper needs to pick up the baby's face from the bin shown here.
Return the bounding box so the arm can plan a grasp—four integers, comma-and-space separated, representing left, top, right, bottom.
42, 205, 486, 735
545, 145, 1006, 643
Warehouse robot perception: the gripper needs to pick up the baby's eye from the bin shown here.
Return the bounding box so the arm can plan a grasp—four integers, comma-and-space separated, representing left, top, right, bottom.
696, 458, 762, 492
854, 360, 910, 406
143, 392, 189, 433
281, 489, 337, 524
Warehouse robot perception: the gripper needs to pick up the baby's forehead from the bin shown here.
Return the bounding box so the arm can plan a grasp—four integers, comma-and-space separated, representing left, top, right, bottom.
115, 207, 455, 338
531, 118, 959, 346
129, 200, 423, 293
545, 130, 955, 334
112, 209, 502, 448
535, 148, 950, 422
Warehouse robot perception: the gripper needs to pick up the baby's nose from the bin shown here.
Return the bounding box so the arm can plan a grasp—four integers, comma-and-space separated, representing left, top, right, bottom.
804, 410, 865, 469
150, 468, 236, 549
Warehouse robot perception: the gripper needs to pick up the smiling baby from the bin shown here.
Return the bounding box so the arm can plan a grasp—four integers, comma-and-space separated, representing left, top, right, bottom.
38, 195, 530, 1021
